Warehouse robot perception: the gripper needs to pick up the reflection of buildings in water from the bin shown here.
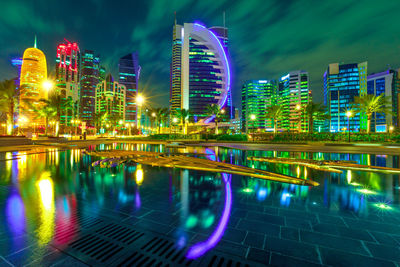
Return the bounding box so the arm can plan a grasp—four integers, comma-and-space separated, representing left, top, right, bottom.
36, 172, 55, 246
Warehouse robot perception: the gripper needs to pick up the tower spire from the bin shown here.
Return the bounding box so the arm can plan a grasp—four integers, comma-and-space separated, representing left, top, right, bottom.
174, 11, 177, 25
34, 35, 37, 48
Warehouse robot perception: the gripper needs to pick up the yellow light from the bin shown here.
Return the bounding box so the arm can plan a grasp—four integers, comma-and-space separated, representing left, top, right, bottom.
221, 109, 225, 114
346, 111, 352, 118
374, 203, 392, 210
296, 104, 301, 110
136, 94, 144, 106
250, 114, 256, 120
357, 188, 377, 195
36, 172, 55, 246
135, 164, 144, 185
389, 126, 394, 132
151, 112, 156, 117
37, 175, 54, 210
42, 80, 54, 91
173, 117, 178, 123
125, 123, 129, 127
119, 120, 123, 124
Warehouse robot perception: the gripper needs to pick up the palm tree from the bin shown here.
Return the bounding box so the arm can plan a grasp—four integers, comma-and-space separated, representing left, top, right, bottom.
0, 80, 17, 135
153, 107, 169, 134
352, 94, 391, 133
107, 113, 122, 136
265, 105, 283, 134
303, 102, 327, 133
93, 111, 107, 135
176, 109, 191, 135
205, 104, 224, 135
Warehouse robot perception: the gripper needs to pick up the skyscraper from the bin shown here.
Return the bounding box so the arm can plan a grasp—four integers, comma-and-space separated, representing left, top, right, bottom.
118, 52, 140, 123
324, 62, 367, 132
278, 71, 311, 132
55, 40, 80, 126
170, 22, 231, 122
241, 80, 277, 132
367, 69, 399, 131
95, 74, 126, 122
11, 57, 23, 119
80, 50, 100, 126
19, 37, 47, 126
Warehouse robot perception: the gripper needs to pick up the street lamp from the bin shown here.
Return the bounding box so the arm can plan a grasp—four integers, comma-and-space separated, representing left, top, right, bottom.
250, 114, 256, 142
295, 104, 302, 132
42, 80, 54, 91
346, 110, 353, 142
136, 94, 144, 131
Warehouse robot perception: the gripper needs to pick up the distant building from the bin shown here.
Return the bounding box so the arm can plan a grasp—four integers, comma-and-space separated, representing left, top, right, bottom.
278, 71, 311, 132
241, 80, 276, 132
324, 62, 367, 132
118, 52, 140, 123
367, 69, 400, 131
95, 74, 126, 122
55, 40, 80, 126
80, 50, 100, 126
19, 37, 47, 126
11, 57, 23, 119
170, 22, 231, 122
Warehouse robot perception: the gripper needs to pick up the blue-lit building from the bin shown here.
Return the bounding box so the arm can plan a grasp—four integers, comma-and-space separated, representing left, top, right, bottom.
324, 62, 368, 132
118, 53, 140, 123
80, 50, 100, 126
171, 22, 231, 123
367, 69, 399, 132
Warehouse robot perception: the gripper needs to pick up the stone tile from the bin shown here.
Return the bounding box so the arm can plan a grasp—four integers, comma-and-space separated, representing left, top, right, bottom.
221, 227, 247, 244
312, 223, 375, 242
246, 247, 270, 265
133, 218, 173, 235
319, 247, 396, 267
263, 206, 279, 215
6, 245, 56, 266
264, 236, 320, 263
142, 210, 178, 225
279, 209, 318, 222
215, 240, 248, 258
317, 214, 346, 226
0, 256, 13, 267
281, 226, 300, 241
270, 253, 323, 267
244, 231, 265, 249
368, 231, 400, 246
0, 235, 34, 258
344, 218, 400, 235
285, 217, 312, 230
364, 242, 400, 262
237, 219, 280, 237
246, 211, 285, 226
300, 230, 369, 255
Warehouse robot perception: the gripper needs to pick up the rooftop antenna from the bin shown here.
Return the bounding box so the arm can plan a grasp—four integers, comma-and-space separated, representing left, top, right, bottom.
174, 11, 177, 26
34, 35, 37, 48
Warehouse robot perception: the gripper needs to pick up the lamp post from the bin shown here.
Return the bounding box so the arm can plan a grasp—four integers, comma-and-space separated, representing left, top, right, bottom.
250, 114, 256, 142
295, 104, 301, 133
346, 111, 353, 142
136, 94, 144, 134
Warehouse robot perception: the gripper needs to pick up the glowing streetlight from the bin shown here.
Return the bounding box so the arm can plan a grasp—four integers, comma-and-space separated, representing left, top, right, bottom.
42, 80, 54, 91
250, 114, 256, 121
151, 112, 156, 117
389, 125, 394, 133
221, 109, 225, 114
173, 117, 178, 123
136, 94, 144, 106
346, 110, 353, 142
119, 120, 123, 125
296, 104, 301, 110
136, 93, 144, 131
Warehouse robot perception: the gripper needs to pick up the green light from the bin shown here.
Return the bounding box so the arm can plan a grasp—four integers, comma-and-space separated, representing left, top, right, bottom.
357, 188, 377, 195
242, 188, 254, 193
374, 203, 392, 210
185, 215, 197, 228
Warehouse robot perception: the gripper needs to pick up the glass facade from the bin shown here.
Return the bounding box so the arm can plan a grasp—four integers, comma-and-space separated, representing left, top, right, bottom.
170, 24, 183, 112
80, 50, 100, 126
95, 74, 126, 120
241, 80, 276, 131
324, 62, 367, 132
118, 53, 140, 123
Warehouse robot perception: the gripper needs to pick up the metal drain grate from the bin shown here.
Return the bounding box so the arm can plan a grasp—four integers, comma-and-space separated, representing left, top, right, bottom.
68, 234, 124, 264
199, 253, 265, 267
96, 223, 144, 245
115, 236, 193, 267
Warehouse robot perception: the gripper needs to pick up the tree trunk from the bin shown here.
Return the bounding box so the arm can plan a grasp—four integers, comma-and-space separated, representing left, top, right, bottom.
273, 119, 276, 134
367, 115, 371, 134
7, 100, 14, 135
45, 116, 49, 135
215, 119, 218, 135
309, 116, 314, 134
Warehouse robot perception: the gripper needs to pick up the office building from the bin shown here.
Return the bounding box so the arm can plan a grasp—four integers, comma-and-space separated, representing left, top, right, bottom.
19, 37, 47, 126
95, 74, 126, 121
241, 80, 276, 132
324, 62, 367, 132
118, 52, 140, 123
80, 50, 100, 126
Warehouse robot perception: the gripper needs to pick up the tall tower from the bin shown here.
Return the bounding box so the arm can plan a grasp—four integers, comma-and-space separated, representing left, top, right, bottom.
19, 37, 47, 126
118, 52, 140, 123
80, 50, 100, 126
171, 22, 231, 123
324, 62, 367, 132
55, 39, 80, 126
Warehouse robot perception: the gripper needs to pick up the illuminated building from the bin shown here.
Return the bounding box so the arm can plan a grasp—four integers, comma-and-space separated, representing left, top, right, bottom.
324, 62, 367, 132
118, 52, 140, 123
95, 74, 126, 121
11, 57, 23, 119
19, 37, 47, 126
278, 71, 311, 132
367, 69, 399, 131
170, 21, 231, 122
55, 40, 80, 126
241, 80, 277, 132
80, 50, 100, 126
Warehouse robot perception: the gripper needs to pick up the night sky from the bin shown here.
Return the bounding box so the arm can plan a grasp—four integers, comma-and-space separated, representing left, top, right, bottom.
1, 0, 400, 107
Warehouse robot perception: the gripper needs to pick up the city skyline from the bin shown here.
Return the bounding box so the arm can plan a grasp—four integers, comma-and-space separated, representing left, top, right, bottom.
1, 0, 400, 108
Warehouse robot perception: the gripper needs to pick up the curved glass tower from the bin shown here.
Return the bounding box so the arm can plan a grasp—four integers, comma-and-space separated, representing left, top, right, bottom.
171, 22, 231, 122
19, 39, 47, 126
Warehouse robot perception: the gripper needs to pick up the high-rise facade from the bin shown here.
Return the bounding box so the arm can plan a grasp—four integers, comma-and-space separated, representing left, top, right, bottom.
80, 50, 100, 126
11, 57, 23, 119
170, 22, 231, 122
241, 80, 276, 131
55, 40, 80, 126
367, 69, 399, 131
95, 74, 126, 121
324, 62, 367, 132
118, 53, 140, 123
278, 71, 311, 131
19, 38, 47, 126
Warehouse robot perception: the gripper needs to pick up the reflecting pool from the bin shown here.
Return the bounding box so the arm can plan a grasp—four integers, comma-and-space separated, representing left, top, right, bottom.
0, 143, 399, 266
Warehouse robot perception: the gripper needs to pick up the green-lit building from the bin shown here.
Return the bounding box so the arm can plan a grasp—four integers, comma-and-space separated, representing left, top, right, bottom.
278, 71, 311, 132
241, 80, 277, 132
95, 74, 126, 122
